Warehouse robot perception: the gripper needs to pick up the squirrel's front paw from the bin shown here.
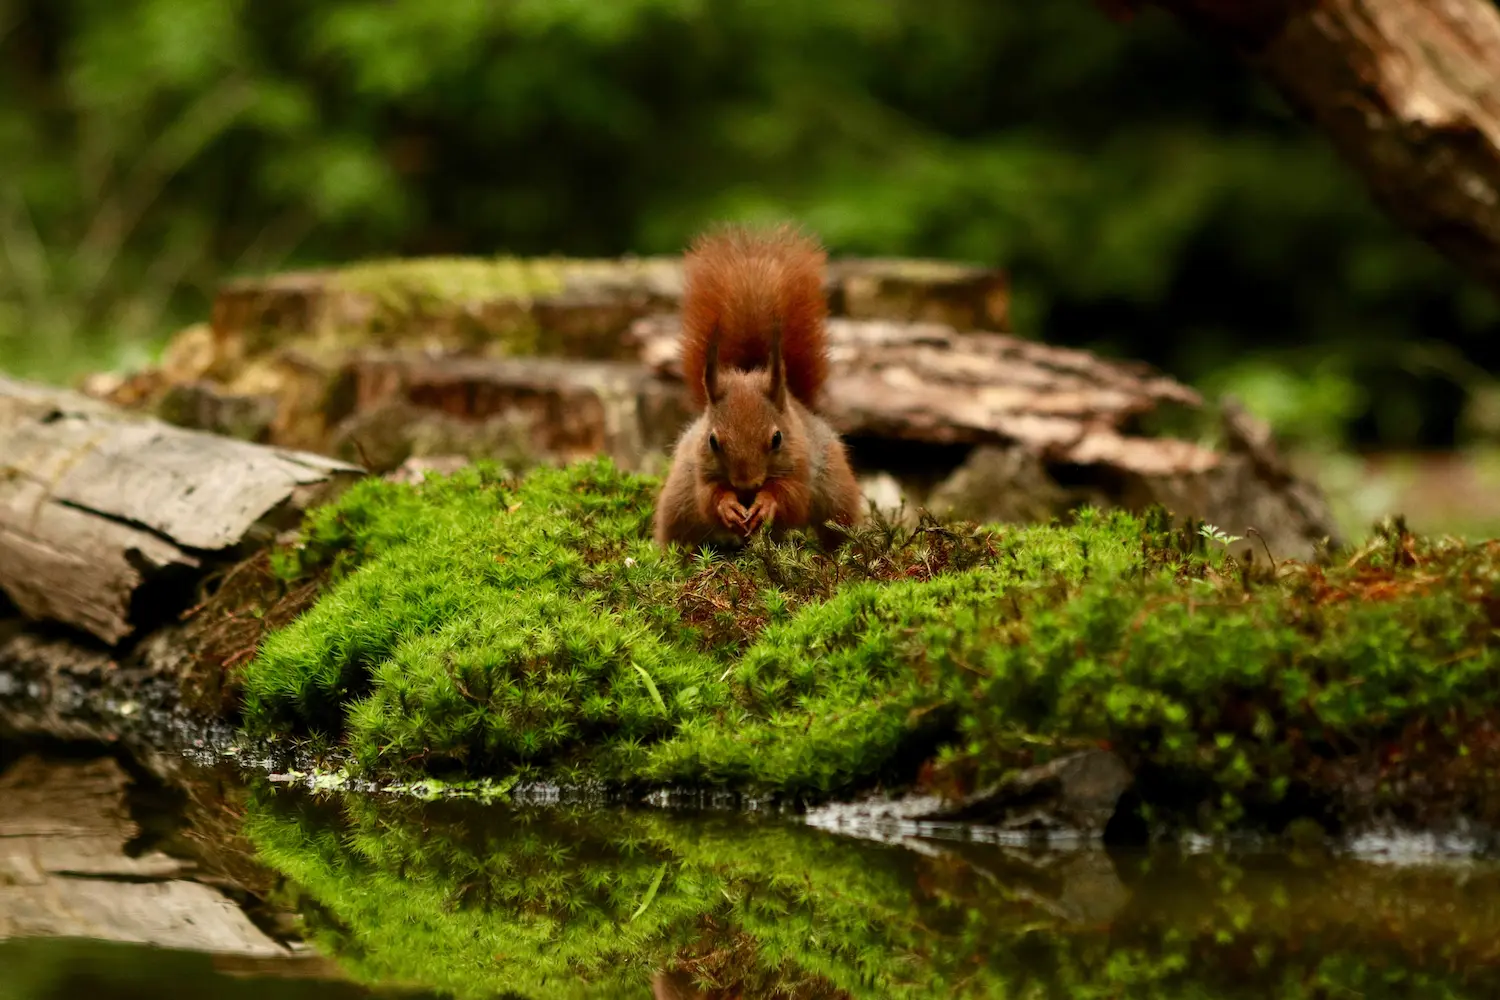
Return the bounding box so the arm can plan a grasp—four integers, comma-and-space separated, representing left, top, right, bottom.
715, 494, 749, 534
743, 495, 778, 535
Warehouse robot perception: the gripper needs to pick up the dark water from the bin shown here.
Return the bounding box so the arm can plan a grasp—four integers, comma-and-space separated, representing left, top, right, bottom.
5, 746, 1500, 1000
0, 938, 436, 1000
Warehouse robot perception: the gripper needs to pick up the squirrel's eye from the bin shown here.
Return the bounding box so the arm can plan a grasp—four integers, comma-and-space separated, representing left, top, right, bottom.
770, 431, 783, 451
709, 432, 721, 452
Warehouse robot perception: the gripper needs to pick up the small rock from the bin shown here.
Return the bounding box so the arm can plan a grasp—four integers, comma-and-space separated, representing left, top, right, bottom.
858, 472, 911, 521
156, 381, 278, 442
385, 454, 474, 485
926, 444, 1067, 525
78, 371, 127, 399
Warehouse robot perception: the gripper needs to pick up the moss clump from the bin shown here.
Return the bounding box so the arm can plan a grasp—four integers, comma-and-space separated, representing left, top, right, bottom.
243, 461, 706, 776
239, 458, 1500, 829
244, 785, 1500, 1000
323, 257, 563, 356
332, 256, 569, 303
324, 255, 682, 358
330, 254, 680, 309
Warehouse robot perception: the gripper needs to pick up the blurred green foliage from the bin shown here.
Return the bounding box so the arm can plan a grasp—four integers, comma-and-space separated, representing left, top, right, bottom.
0, 0, 1496, 446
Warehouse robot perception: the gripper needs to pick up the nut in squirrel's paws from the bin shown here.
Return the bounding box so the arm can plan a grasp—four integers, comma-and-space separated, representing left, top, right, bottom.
742, 494, 777, 535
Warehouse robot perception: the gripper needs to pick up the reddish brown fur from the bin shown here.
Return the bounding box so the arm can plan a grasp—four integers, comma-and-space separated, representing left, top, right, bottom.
653, 222, 862, 552
679, 223, 829, 411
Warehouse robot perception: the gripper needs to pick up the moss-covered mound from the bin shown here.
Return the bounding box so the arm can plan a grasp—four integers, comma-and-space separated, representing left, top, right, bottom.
238, 458, 1500, 830
245, 785, 1500, 1000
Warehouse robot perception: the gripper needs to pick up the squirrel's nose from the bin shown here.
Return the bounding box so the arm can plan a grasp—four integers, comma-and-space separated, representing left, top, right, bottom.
728, 468, 763, 494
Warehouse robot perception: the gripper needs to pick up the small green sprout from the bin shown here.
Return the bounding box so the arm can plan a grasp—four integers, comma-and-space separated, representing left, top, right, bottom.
1199, 523, 1244, 546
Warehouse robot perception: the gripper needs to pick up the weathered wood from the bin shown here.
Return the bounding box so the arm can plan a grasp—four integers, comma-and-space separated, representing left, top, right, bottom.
156, 380, 280, 443
0, 376, 362, 645
56, 253, 1338, 561
83, 256, 1009, 453
631, 315, 1217, 476
1102, 0, 1500, 293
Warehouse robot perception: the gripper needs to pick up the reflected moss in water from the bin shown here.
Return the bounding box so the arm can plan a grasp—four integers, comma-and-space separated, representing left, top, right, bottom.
242, 783, 1500, 1000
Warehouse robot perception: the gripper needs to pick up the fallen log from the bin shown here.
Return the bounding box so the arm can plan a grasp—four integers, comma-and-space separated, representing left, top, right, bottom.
0, 376, 362, 646
64, 252, 1341, 557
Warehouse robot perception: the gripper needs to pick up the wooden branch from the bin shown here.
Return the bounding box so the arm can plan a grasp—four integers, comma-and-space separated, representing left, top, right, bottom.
0, 376, 362, 645
1105, 0, 1500, 291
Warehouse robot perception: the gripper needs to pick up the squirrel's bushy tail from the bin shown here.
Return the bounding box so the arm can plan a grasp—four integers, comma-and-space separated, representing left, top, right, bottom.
679, 222, 828, 411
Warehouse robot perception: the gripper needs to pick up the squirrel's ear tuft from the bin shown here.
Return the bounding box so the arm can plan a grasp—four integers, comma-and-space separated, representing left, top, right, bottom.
767, 318, 787, 409
703, 322, 722, 403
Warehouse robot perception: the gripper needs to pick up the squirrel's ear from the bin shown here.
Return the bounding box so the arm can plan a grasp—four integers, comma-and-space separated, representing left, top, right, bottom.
703, 322, 722, 403
767, 318, 787, 409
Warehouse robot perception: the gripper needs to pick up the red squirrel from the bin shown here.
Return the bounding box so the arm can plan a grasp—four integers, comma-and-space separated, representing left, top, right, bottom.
653, 222, 864, 551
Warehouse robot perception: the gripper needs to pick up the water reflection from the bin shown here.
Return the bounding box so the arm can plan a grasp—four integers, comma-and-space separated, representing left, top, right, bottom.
244, 784, 1500, 999
4, 746, 1500, 999
0, 746, 442, 1000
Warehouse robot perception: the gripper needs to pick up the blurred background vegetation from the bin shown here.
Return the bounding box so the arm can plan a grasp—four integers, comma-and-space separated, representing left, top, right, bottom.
1, 0, 1497, 468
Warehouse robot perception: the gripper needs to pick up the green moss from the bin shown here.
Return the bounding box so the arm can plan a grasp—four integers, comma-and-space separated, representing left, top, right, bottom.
334, 256, 566, 305
322, 255, 682, 358
323, 257, 565, 355
242, 784, 1500, 1000
239, 458, 1500, 828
